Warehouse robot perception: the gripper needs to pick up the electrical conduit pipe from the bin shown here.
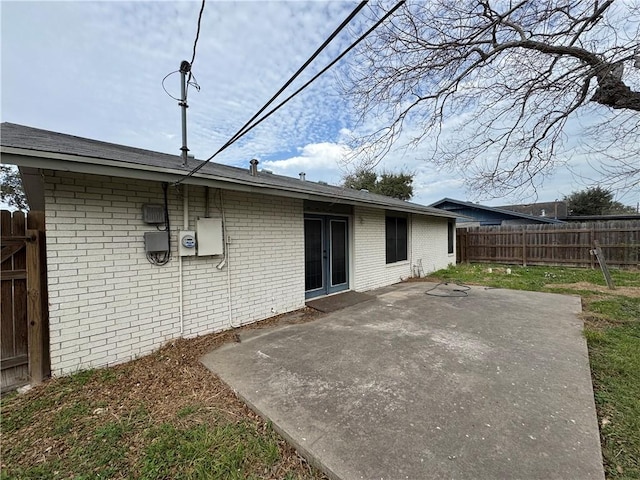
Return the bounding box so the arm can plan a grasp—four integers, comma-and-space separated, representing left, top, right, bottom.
179, 184, 188, 336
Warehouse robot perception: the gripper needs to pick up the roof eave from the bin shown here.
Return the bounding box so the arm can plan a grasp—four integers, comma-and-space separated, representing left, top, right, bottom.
1, 146, 457, 219
429, 197, 564, 223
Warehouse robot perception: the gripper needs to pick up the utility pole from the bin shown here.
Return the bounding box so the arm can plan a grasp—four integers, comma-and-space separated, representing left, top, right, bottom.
179, 60, 191, 167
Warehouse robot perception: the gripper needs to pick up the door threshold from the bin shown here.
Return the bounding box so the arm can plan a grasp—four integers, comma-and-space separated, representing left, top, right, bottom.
305, 290, 374, 314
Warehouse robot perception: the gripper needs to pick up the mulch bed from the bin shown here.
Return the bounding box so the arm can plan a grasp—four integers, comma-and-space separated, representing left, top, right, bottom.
2, 307, 327, 479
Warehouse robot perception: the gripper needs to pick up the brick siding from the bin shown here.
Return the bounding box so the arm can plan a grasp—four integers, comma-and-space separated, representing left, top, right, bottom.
44, 171, 305, 375
43, 171, 451, 375
353, 207, 453, 291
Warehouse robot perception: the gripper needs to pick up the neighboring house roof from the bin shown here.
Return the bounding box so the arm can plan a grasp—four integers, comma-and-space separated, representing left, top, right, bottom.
1, 123, 456, 219
562, 214, 640, 222
497, 201, 568, 219
429, 198, 565, 225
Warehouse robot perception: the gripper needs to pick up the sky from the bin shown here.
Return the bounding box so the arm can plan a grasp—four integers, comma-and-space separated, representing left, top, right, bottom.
1, 0, 638, 208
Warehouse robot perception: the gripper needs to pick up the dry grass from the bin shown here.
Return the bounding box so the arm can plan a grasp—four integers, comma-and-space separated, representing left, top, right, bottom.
546, 282, 640, 298
1, 308, 327, 479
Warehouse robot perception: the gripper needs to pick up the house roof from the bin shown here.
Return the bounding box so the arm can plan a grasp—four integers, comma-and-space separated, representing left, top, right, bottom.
1, 122, 457, 219
429, 197, 565, 224
562, 214, 640, 222
497, 201, 568, 219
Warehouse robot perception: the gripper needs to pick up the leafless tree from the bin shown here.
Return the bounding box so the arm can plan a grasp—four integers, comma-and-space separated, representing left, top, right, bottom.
342, 0, 640, 198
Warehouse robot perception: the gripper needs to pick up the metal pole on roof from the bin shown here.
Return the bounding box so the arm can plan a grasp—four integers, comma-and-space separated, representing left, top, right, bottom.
179, 60, 191, 167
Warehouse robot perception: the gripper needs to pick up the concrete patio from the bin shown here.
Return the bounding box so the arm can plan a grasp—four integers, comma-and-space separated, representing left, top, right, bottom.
201, 282, 604, 480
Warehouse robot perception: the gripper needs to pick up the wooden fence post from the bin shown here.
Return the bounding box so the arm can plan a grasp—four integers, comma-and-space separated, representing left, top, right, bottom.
464, 229, 470, 264
589, 227, 595, 269
456, 229, 468, 264
26, 229, 44, 384
521, 227, 527, 267
26, 212, 50, 380
592, 240, 615, 290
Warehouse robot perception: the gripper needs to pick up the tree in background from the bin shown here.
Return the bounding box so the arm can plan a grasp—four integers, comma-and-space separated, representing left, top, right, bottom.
0, 165, 28, 211
343, 169, 413, 200
343, 1, 640, 197
564, 187, 636, 216
343, 169, 377, 193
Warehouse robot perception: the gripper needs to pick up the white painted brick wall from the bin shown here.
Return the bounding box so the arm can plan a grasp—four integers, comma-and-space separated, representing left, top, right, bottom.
353, 207, 453, 292
353, 207, 411, 291
411, 215, 455, 276
44, 171, 305, 375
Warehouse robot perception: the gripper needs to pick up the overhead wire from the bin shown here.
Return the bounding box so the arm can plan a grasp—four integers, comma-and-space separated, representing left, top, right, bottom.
219, 0, 368, 152
162, 70, 182, 101
187, 71, 201, 93
176, 0, 405, 185
222, 0, 405, 151
177, 0, 370, 182
163, 0, 206, 103
187, 0, 206, 87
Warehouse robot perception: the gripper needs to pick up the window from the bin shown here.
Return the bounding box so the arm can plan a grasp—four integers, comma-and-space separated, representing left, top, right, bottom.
448, 220, 455, 254
386, 216, 407, 264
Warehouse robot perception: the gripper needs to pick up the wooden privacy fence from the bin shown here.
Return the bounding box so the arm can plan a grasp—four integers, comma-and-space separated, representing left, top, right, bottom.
1, 210, 49, 392
457, 220, 640, 268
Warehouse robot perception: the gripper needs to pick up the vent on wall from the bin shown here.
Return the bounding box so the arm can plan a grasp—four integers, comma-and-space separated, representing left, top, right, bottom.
142, 204, 166, 224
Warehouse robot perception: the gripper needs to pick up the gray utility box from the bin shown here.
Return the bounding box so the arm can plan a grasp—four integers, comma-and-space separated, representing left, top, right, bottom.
144, 231, 169, 253
196, 218, 224, 256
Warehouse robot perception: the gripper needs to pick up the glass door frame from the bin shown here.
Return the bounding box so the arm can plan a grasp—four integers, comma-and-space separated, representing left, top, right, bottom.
304, 214, 350, 299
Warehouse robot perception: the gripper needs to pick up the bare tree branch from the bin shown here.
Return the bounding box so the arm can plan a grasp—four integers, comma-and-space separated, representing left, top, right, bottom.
342, 0, 640, 197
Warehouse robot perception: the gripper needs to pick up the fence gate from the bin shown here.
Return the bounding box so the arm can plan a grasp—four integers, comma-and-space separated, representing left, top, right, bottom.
1, 210, 49, 392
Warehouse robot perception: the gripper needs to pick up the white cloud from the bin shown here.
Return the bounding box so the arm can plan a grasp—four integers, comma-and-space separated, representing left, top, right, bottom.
1, 1, 637, 209
1, 1, 359, 161
262, 141, 350, 184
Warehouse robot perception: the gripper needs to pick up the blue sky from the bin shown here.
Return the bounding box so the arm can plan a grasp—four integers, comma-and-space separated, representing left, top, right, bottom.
1, 1, 638, 208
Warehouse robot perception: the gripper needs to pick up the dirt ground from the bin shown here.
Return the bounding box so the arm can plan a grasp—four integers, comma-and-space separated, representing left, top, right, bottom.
545, 282, 640, 298
3, 307, 326, 479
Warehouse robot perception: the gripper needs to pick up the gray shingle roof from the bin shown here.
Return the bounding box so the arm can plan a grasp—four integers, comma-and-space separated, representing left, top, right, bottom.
1, 122, 456, 218
429, 197, 564, 224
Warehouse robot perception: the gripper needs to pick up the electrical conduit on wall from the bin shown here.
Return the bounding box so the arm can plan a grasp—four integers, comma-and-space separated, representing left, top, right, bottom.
179, 184, 189, 336
179, 186, 233, 333
217, 190, 234, 328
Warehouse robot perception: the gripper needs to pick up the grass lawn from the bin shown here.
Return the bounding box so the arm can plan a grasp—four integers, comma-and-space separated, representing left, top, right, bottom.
1, 310, 327, 480
2, 265, 637, 479
425, 264, 640, 479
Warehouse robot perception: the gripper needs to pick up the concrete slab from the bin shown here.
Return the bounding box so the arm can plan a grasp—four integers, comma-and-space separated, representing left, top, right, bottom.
201, 283, 604, 480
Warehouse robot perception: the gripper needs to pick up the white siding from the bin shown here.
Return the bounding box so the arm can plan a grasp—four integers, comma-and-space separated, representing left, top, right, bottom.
353, 207, 453, 292
44, 171, 305, 375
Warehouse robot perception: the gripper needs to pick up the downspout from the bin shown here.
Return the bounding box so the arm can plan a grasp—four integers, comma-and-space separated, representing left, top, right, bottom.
179, 184, 189, 336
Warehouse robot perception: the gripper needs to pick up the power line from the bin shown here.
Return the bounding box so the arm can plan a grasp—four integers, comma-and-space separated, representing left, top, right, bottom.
178, 0, 368, 182
224, 0, 368, 152
188, 0, 206, 85
163, 0, 205, 101
176, 0, 404, 184
224, 1, 405, 151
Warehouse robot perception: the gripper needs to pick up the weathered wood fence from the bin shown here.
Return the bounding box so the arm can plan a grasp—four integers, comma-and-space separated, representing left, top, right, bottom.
457, 220, 639, 268
1, 210, 49, 392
